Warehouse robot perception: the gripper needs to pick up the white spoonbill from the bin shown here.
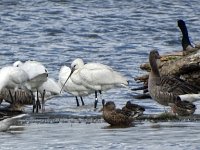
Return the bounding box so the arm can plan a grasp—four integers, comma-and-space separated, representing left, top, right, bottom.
59, 66, 94, 106
60, 58, 129, 108
0, 114, 27, 132
13, 60, 48, 113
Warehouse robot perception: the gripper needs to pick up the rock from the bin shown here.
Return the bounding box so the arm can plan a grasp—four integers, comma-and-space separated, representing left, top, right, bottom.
135, 49, 200, 88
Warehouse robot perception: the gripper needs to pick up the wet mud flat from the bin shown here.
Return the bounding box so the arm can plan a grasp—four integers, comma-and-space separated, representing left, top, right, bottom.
10, 111, 200, 125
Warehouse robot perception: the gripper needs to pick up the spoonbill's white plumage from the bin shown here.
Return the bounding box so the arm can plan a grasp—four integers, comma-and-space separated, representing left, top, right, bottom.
13, 60, 48, 113
59, 66, 94, 106
61, 58, 128, 108
13, 60, 48, 90
38, 77, 61, 96
0, 66, 29, 92
0, 66, 30, 109
13, 60, 23, 67
0, 114, 27, 132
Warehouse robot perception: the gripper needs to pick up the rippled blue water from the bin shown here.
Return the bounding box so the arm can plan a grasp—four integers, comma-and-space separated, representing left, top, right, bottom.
0, 0, 200, 149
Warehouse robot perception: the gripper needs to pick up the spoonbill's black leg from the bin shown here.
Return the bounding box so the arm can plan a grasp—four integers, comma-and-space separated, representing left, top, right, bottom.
36, 90, 41, 113
14, 91, 17, 102
94, 91, 98, 109
76, 96, 80, 106
80, 97, 85, 106
30, 90, 36, 113
41, 90, 46, 113
8, 90, 14, 104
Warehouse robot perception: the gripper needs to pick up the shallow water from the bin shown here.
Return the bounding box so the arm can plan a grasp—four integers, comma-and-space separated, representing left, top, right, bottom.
0, 0, 200, 149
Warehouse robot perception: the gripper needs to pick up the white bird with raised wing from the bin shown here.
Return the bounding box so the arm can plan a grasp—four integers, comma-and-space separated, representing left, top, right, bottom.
60, 58, 128, 108
13, 60, 48, 112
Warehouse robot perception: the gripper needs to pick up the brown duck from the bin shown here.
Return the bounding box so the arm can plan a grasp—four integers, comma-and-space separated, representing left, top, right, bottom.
169, 96, 196, 116
148, 50, 200, 107
101, 100, 144, 126
122, 101, 145, 117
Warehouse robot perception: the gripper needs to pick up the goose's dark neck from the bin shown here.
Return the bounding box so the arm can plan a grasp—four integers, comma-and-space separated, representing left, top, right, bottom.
180, 24, 192, 50
149, 56, 160, 77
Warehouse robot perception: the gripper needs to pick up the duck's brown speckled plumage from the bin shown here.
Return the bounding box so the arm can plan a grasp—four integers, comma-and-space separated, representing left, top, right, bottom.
169, 97, 196, 116
102, 100, 144, 126
122, 101, 145, 117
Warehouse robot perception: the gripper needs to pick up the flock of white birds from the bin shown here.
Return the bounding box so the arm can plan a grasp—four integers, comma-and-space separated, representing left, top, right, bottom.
0, 58, 128, 112
0, 58, 129, 131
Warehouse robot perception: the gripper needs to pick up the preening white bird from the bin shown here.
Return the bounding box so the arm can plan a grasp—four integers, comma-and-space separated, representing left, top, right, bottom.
0, 66, 30, 104
60, 58, 129, 108
0, 66, 29, 91
0, 114, 27, 132
13, 60, 48, 113
59, 66, 94, 106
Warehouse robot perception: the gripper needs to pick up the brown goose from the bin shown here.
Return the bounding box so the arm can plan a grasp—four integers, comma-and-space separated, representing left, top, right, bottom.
169, 96, 196, 116
148, 50, 200, 106
101, 100, 141, 126
178, 19, 199, 55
